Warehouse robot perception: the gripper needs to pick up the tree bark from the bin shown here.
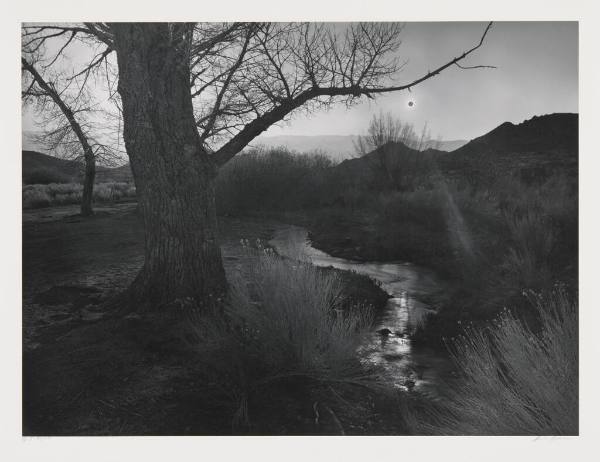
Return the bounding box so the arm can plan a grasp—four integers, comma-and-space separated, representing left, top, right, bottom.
80, 152, 96, 216
111, 23, 227, 311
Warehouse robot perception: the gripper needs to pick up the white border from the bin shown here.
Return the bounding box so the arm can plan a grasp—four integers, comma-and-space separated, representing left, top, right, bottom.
2, 1, 599, 461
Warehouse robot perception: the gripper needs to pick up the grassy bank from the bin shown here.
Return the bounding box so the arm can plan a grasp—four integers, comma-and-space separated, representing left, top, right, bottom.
186, 245, 397, 433
216, 146, 578, 347
23, 182, 137, 209
23, 205, 394, 435
21, 141, 578, 434
407, 288, 578, 435
185, 239, 577, 434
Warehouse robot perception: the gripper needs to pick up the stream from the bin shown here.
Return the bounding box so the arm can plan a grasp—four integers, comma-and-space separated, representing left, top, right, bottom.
269, 224, 456, 396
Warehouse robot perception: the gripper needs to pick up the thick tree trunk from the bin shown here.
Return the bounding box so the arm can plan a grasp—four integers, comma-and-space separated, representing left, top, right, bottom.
80, 152, 96, 216
112, 23, 227, 310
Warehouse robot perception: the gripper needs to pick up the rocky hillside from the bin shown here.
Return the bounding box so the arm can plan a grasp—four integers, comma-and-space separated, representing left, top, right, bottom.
22, 150, 133, 184
332, 113, 578, 190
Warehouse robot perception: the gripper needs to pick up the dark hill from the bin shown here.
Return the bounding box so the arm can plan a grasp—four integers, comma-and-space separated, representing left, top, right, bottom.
22, 150, 82, 184
95, 164, 134, 183
453, 113, 578, 156
438, 113, 578, 183
332, 141, 436, 191
22, 150, 133, 185
331, 113, 578, 190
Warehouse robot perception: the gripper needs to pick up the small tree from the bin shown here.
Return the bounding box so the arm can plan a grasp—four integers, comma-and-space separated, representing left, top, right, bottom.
353, 112, 441, 190
22, 57, 121, 215
353, 111, 438, 156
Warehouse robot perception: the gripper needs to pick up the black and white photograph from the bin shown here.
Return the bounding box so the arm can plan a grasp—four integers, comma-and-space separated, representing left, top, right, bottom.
3, 0, 600, 459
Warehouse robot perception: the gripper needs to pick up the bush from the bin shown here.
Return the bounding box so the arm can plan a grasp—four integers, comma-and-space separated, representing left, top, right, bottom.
377, 188, 447, 230
23, 166, 74, 185
216, 147, 334, 215
22, 182, 136, 209
413, 288, 578, 435
500, 209, 555, 291
22, 187, 52, 208
186, 243, 376, 427
213, 143, 576, 352
229, 245, 373, 376
94, 182, 137, 202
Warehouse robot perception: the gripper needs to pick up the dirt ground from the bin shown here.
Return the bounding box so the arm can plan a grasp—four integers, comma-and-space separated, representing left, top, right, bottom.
23, 203, 285, 435
22, 203, 402, 435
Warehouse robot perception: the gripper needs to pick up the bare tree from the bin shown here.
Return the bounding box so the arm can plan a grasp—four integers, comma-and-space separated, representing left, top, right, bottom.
21, 22, 494, 311
354, 111, 402, 156
21, 39, 122, 215
352, 111, 440, 189
353, 111, 439, 156
22, 57, 100, 215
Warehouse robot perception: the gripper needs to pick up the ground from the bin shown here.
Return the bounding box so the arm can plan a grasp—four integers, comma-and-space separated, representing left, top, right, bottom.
22, 202, 402, 435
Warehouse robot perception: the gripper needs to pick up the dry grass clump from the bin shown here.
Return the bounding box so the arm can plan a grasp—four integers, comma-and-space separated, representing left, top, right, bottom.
22, 187, 53, 208
500, 209, 556, 291
186, 243, 377, 428
23, 182, 136, 208
216, 147, 334, 214
412, 288, 577, 435
228, 245, 373, 379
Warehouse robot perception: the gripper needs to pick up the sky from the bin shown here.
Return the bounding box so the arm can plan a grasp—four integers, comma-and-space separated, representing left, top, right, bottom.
23, 22, 578, 143
263, 21, 578, 140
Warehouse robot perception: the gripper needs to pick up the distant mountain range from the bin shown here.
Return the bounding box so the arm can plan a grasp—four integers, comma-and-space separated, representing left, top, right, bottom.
252, 134, 468, 161
333, 113, 578, 187
22, 113, 577, 185
452, 112, 578, 156
22, 150, 133, 184
438, 112, 578, 179
23, 129, 467, 166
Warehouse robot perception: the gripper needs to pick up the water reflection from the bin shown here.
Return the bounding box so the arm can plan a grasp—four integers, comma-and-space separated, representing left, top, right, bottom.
269, 225, 455, 395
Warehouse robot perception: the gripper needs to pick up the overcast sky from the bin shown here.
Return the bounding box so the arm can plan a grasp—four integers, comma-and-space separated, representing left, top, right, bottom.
264, 21, 578, 140
23, 22, 578, 142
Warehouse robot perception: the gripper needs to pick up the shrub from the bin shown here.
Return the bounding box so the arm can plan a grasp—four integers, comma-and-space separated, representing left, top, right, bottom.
95, 182, 136, 201
500, 209, 555, 291
378, 188, 447, 230
54, 192, 82, 205
186, 243, 376, 427
22, 182, 136, 209
229, 245, 373, 377
216, 147, 334, 215
23, 166, 74, 185
22, 187, 52, 208
413, 288, 578, 435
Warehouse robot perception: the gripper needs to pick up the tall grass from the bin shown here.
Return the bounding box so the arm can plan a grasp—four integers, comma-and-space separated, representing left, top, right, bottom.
500, 209, 556, 291
229, 245, 373, 378
186, 244, 376, 428
215, 144, 576, 351
412, 288, 578, 435
22, 182, 136, 209
216, 147, 334, 215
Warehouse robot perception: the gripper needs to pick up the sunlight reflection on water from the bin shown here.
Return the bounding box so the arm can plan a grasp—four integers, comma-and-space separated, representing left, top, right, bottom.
269, 225, 455, 396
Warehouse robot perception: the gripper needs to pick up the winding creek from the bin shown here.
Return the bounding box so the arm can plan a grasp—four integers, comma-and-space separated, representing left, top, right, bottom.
269, 224, 456, 397
23, 205, 456, 397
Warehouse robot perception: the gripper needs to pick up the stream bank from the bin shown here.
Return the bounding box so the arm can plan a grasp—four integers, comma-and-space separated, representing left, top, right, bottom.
269, 225, 456, 397
23, 203, 397, 435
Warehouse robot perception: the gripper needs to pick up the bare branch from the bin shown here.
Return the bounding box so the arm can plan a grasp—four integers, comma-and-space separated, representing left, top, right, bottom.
22, 57, 94, 158
199, 26, 256, 141
455, 62, 497, 70
212, 22, 494, 165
